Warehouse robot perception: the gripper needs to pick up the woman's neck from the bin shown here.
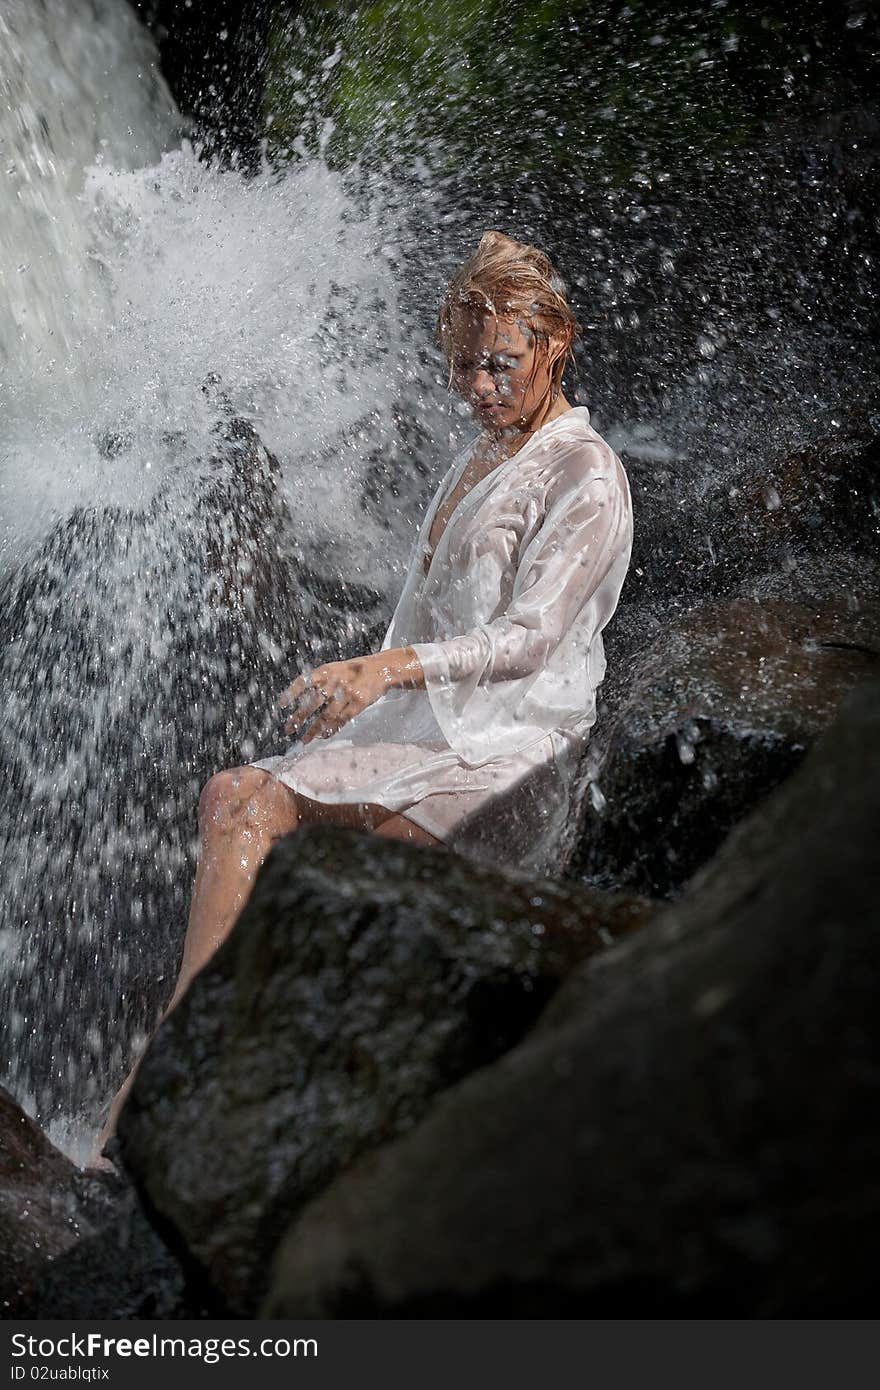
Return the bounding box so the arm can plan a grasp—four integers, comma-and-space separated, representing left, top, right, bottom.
530, 391, 574, 432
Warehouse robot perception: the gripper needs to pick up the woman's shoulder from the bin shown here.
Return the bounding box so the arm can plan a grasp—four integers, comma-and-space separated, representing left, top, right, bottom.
529, 408, 626, 493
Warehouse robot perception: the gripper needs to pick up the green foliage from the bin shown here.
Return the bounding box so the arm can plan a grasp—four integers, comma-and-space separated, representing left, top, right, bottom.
263, 1, 871, 182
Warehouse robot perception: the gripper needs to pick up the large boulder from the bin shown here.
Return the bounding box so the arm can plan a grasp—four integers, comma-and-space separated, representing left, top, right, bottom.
262, 679, 880, 1317
561, 428, 880, 893
619, 429, 880, 618
116, 833, 651, 1314
0, 1088, 190, 1318
570, 595, 880, 895
0, 1087, 90, 1316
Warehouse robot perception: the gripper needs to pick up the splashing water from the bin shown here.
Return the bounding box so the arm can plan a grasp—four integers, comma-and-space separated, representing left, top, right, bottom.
0, 0, 452, 1152
1, 0, 877, 1159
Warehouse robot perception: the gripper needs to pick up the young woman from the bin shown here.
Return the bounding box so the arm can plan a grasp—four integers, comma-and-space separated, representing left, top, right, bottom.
95, 230, 632, 1154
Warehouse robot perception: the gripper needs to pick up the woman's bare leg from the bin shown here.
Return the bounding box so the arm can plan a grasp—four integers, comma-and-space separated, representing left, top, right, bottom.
92, 774, 441, 1162
177, 786, 441, 1001
372, 812, 442, 846
167, 767, 300, 1011
93, 767, 300, 1157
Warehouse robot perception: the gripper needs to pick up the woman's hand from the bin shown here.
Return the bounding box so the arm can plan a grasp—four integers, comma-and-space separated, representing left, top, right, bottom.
278, 648, 424, 744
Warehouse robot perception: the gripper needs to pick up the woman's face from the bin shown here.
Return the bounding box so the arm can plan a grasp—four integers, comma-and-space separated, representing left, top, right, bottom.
448, 310, 562, 433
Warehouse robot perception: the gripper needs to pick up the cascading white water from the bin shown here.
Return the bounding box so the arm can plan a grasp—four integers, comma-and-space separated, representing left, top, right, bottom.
0, 0, 456, 1159
0, 0, 449, 575
0, 0, 178, 389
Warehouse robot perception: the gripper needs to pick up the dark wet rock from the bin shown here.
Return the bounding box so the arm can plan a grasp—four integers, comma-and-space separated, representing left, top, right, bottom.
0, 401, 386, 1129
737, 428, 880, 563
359, 402, 441, 516
569, 596, 880, 897
262, 680, 880, 1318
116, 831, 652, 1314
0, 1087, 88, 1316
564, 427, 880, 894
33, 1191, 205, 1321
618, 429, 880, 618
0, 1087, 192, 1318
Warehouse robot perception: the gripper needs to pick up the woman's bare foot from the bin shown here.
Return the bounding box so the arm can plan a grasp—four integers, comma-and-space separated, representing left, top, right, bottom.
85, 1147, 118, 1174
87, 1059, 140, 1170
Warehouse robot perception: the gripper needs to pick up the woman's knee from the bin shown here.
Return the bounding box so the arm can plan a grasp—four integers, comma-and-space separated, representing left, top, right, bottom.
198, 766, 283, 831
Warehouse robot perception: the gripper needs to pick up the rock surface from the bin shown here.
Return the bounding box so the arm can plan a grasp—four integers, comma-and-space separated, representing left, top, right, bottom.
571, 595, 880, 895
619, 429, 880, 618
0, 1087, 192, 1318
0, 1087, 89, 1316
561, 424, 880, 892
262, 680, 880, 1317
117, 832, 651, 1314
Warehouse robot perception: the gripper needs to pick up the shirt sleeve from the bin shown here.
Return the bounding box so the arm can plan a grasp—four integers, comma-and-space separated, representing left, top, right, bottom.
410, 441, 628, 688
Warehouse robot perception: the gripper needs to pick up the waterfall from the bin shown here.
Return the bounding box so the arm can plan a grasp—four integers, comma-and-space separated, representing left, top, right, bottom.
0, 0, 449, 1159
0, 0, 178, 391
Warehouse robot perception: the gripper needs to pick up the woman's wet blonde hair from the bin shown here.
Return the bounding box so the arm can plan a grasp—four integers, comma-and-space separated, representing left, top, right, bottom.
437, 230, 580, 400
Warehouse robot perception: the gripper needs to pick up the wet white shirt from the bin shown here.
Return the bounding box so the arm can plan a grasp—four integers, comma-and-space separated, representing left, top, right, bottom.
252, 406, 633, 872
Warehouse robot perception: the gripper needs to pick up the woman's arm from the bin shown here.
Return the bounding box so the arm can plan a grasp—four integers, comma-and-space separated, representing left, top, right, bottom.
412, 450, 628, 687
280, 442, 629, 746
387, 646, 427, 690
404, 450, 631, 766
278, 452, 472, 743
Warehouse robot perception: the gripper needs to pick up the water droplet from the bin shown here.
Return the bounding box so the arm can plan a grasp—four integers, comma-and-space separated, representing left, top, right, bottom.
676, 733, 696, 765
761, 483, 782, 512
